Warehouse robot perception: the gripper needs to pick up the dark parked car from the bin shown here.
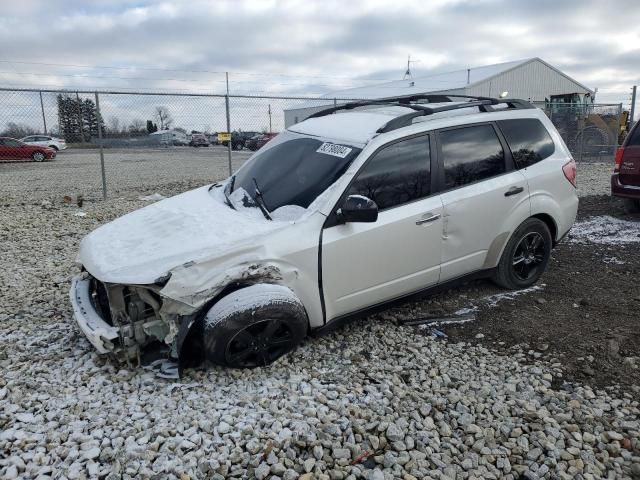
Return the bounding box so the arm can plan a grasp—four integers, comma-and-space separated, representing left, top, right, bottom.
189, 134, 209, 147
220, 131, 252, 150
612, 121, 640, 212
246, 133, 277, 151
0, 137, 56, 162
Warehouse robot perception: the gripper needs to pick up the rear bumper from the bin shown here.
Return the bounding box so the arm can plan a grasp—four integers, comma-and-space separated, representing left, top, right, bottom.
611, 173, 640, 199
70, 274, 119, 353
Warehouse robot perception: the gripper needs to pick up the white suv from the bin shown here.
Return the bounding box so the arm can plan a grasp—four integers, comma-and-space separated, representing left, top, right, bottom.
70, 95, 578, 372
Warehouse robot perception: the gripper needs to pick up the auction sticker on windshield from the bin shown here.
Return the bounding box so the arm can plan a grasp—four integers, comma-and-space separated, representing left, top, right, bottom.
316, 142, 352, 158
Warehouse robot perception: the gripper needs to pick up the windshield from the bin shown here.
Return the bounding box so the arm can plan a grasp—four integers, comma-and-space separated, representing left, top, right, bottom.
232, 131, 362, 212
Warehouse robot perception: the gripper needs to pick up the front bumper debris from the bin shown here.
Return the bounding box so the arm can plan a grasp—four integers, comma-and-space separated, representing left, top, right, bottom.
70, 273, 119, 353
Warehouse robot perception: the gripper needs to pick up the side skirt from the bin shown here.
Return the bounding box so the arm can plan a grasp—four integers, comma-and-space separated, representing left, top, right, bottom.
311, 268, 495, 337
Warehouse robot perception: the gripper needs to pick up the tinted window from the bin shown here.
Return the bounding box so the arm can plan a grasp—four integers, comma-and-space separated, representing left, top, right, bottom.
498, 118, 555, 168
4, 139, 21, 147
233, 132, 361, 211
627, 123, 640, 146
347, 136, 430, 210
440, 125, 505, 189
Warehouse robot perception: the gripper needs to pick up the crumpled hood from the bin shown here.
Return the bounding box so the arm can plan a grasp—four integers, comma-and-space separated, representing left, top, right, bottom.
79, 185, 287, 284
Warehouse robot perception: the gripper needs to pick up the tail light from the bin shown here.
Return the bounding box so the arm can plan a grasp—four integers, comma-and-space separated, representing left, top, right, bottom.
563, 159, 577, 188
614, 147, 625, 172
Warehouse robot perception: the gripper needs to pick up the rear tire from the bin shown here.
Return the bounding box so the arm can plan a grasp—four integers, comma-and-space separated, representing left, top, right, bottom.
623, 198, 640, 214
492, 218, 552, 290
203, 284, 307, 368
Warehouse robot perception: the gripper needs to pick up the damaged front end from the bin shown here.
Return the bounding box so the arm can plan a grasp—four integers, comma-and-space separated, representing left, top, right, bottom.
70, 272, 194, 364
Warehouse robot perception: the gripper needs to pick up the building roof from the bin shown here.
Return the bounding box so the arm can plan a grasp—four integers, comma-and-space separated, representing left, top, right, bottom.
289, 58, 593, 111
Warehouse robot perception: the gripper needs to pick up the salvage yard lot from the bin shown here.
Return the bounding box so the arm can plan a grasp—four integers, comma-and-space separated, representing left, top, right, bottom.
0, 147, 252, 202
1, 157, 639, 479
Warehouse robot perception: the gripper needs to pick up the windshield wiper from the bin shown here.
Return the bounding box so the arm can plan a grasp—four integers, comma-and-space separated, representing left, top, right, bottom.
252, 178, 272, 220
224, 175, 236, 210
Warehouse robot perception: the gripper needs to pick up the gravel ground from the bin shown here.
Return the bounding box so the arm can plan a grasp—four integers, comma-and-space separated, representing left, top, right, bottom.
0, 147, 251, 203
2, 157, 639, 479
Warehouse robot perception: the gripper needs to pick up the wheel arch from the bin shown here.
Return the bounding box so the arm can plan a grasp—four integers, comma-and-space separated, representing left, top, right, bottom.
176, 279, 310, 373
531, 213, 558, 245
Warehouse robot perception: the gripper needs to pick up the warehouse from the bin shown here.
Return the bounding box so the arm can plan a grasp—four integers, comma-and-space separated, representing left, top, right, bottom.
284, 57, 593, 127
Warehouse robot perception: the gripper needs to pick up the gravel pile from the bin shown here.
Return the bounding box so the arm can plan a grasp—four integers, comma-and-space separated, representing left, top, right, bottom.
2, 167, 638, 479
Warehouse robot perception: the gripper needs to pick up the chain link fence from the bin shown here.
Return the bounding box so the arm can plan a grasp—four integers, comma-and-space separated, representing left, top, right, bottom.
532, 101, 624, 162
0, 88, 624, 203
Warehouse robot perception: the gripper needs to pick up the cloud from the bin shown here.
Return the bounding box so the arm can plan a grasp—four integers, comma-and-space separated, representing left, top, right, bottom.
0, 0, 638, 130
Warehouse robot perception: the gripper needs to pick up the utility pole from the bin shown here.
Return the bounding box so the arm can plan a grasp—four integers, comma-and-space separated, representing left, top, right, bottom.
268, 104, 272, 134
39, 91, 47, 134
630, 85, 637, 125
403, 54, 419, 80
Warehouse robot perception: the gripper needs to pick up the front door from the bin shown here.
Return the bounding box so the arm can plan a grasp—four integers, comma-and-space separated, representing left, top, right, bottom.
321, 134, 443, 321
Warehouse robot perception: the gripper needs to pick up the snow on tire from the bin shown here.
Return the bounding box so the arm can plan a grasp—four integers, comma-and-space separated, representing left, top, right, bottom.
203, 284, 308, 368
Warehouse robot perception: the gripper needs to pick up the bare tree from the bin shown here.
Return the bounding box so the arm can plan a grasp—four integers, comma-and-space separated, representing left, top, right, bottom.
154, 106, 173, 130
108, 116, 120, 134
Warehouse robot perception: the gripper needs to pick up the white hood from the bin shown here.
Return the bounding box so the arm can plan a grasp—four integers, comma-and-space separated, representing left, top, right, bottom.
79, 185, 290, 284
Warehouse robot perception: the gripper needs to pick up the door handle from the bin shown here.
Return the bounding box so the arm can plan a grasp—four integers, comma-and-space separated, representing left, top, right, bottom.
504, 186, 524, 197
416, 213, 441, 225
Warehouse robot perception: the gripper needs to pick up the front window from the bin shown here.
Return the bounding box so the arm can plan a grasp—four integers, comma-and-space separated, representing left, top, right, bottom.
231, 132, 362, 212
4, 139, 22, 147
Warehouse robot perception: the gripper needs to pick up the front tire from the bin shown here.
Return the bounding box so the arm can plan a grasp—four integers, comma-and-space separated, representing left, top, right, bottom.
492, 218, 552, 289
203, 284, 307, 368
32, 151, 45, 162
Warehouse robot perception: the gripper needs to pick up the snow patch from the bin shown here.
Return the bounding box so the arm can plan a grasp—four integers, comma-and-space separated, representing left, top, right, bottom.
204, 284, 298, 328
603, 256, 626, 265
569, 215, 640, 245
453, 284, 545, 316
271, 205, 307, 222
139, 193, 166, 202
482, 284, 545, 307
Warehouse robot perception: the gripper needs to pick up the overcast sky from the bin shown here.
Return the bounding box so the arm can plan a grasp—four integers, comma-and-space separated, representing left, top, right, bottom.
0, 0, 638, 132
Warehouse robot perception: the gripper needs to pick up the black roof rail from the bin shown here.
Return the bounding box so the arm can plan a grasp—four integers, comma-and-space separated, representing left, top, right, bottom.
305, 94, 535, 134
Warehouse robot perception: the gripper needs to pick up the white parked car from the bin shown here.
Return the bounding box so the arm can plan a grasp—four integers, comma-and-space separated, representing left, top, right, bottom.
71, 95, 578, 372
20, 135, 67, 151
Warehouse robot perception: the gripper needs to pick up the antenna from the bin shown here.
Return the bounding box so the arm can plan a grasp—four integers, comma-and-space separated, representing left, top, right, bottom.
403, 54, 420, 80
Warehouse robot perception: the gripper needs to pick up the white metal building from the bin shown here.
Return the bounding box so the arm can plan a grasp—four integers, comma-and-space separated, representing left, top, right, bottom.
284, 57, 593, 127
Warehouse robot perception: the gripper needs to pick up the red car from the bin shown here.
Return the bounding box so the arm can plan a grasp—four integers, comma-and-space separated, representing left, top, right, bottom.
0, 137, 56, 162
612, 122, 640, 212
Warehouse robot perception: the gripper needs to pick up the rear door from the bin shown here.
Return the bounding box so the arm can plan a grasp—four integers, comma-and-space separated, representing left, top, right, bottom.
321, 134, 443, 320
436, 123, 530, 281
620, 123, 640, 186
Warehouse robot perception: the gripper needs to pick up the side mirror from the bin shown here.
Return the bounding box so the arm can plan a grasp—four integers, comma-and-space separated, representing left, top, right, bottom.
338, 195, 378, 223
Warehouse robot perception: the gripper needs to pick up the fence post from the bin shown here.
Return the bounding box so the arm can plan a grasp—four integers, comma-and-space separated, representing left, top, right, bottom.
225, 72, 232, 176
39, 91, 47, 134
94, 92, 107, 200
76, 91, 85, 144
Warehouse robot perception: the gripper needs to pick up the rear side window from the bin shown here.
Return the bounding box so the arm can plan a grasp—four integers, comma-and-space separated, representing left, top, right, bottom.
626, 124, 640, 146
439, 125, 505, 189
347, 135, 430, 210
498, 118, 555, 168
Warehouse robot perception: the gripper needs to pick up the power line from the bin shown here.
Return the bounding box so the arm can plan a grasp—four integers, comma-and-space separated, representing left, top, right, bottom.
0, 59, 398, 83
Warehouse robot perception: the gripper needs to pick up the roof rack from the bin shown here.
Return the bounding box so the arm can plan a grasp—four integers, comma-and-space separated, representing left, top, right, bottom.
306, 94, 535, 134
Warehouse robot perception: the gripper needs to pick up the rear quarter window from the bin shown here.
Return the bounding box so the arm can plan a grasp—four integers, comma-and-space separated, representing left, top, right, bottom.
498, 118, 555, 168
626, 123, 640, 146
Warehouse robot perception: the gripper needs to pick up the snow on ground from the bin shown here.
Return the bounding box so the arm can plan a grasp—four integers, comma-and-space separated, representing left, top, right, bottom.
569, 215, 640, 245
